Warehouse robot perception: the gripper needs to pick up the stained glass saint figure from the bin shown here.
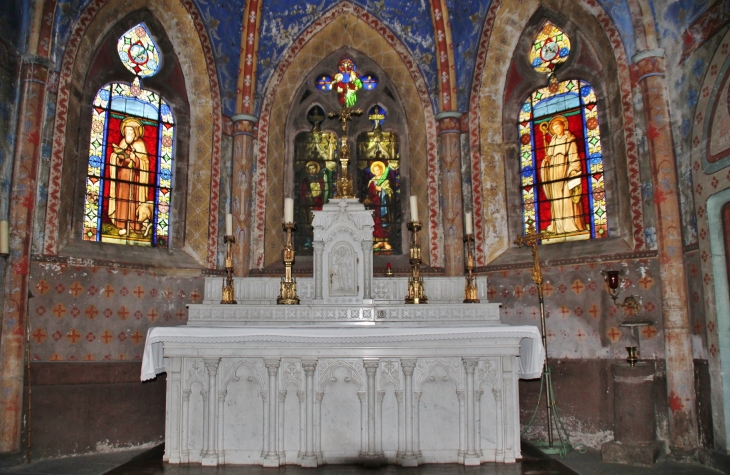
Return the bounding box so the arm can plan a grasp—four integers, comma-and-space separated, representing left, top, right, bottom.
333, 57, 363, 107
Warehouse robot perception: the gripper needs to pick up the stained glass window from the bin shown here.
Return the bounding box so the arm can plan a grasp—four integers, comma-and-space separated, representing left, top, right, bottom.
530, 22, 571, 74
357, 105, 401, 253
83, 23, 174, 247
292, 106, 338, 254
518, 78, 607, 242
117, 23, 161, 78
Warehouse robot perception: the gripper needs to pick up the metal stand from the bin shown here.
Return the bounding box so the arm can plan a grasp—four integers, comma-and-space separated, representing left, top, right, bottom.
405, 221, 427, 304
277, 223, 300, 305
220, 235, 237, 304
463, 233, 479, 303
516, 222, 572, 456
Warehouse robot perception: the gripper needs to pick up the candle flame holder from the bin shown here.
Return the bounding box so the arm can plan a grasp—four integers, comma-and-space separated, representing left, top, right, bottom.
405, 221, 427, 304
221, 235, 237, 304
601, 269, 641, 312
277, 223, 300, 305
463, 234, 479, 303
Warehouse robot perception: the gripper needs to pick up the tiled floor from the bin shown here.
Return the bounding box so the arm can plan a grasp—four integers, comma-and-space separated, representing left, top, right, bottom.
0, 443, 724, 475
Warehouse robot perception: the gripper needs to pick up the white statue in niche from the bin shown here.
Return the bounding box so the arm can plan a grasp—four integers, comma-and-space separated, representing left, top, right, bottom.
329, 243, 356, 295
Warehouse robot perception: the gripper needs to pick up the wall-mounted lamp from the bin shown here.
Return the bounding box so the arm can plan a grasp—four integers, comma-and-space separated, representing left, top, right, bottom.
601, 269, 641, 312
0, 220, 8, 257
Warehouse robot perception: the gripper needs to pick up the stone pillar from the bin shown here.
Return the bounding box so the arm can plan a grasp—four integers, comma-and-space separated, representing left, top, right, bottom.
493, 387, 503, 462
301, 360, 318, 467
457, 390, 466, 462
401, 359, 418, 467
413, 392, 422, 461
217, 390, 227, 464
0, 56, 49, 452
634, 48, 698, 450
361, 241, 373, 300
260, 390, 268, 459
436, 112, 465, 276
602, 362, 660, 465
278, 390, 286, 464
181, 389, 191, 463
230, 115, 257, 276
297, 390, 305, 463
358, 391, 367, 456
202, 358, 220, 466
475, 389, 484, 457
463, 358, 480, 465
313, 242, 324, 300
363, 359, 379, 459
395, 389, 404, 464
315, 391, 324, 463
264, 359, 280, 466
376, 390, 385, 457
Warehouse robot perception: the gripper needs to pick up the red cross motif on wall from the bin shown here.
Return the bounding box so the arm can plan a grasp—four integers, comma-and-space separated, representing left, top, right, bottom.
83, 354, 95, 361
35, 280, 50, 295
103, 284, 114, 298
50, 354, 63, 361
642, 326, 658, 339
607, 327, 621, 342
514, 286, 524, 299
487, 287, 497, 300
133, 286, 145, 299
575, 329, 586, 341
100, 330, 114, 344
147, 308, 159, 322
694, 320, 704, 334
529, 307, 539, 319
191, 289, 201, 302
32, 328, 47, 343
131, 331, 144, 344
85, 305, 99, 320
558, 305, 571, 317
69, 282, 84, 297
117, 306, 130, 320
638, 275, 654, 290
176, 309, 186, 321
66, 329, 81, 344
571, 280, 585, 295
543, 282, 554, 297
588, 304, 599, 319
52, 303, 67, 319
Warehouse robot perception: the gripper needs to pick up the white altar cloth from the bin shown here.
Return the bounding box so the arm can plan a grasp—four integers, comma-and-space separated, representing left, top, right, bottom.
141, 325, 544, 381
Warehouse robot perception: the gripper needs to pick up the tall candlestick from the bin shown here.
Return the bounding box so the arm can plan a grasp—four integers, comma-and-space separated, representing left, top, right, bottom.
464, 212, 472, 236
0, 220, 7, 255
409, 196, 418, 223
226, 213, 233, 236
284, 198, 294, 223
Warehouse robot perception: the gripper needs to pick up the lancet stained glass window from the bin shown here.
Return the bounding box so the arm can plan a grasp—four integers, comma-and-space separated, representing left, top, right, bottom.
83, 23, 174, 247
518, 78, 608, 242
357, 105, 401, 253
292, 106, 338, 254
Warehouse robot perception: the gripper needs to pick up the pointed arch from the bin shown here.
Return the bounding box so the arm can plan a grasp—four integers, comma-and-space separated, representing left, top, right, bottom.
468, 0, 643, 265
43, 0, 222, 268
252, 1, 441, 269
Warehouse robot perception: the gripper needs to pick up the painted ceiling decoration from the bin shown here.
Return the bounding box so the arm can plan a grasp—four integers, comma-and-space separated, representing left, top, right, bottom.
41, 0, 647, 117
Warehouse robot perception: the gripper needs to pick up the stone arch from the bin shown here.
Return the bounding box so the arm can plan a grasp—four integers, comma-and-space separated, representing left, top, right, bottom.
469, 0, 643, 265
318, 360, 364, 389
43, 0, 221, 268
252, 1, 440, 269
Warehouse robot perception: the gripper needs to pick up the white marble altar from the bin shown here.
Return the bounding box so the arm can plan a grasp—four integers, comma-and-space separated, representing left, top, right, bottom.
141, 198, 544, 468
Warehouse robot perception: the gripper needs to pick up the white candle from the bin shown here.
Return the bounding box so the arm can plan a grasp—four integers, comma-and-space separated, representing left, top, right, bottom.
0, 220, 7, 254
284, 198, 294, 223
225, 213, 233, 236
465, 212, 473, 235
409, 196, 418, 223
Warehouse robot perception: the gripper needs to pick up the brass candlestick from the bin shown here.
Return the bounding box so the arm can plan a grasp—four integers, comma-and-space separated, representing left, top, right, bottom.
221, 235, 237, 304
277, 222, 300, 305
463, 234, 479, 303
405, 221, 427, 304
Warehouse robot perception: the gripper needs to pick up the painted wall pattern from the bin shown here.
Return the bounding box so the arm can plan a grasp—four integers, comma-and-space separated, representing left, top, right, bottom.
27, 261, 203, 361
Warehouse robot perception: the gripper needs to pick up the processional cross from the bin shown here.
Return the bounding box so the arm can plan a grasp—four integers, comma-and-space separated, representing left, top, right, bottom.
326, 57, 363, 199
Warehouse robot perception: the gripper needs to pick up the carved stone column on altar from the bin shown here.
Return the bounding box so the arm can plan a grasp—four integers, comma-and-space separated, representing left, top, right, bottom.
278, 390, 286, 464
230, 115, 257, 276
376, 390, 386, 457
217, 390, 227, 464
315, 391, 324, 463
457, 389, 466, 462
401, 359, 418, 467
263, 360, 280, 467
395, 389, 404, 464
297, 390, 305, 463
202, 358, 220, 466
463, 358, 480, 465
475, 389, 484, 458
436, 112, 465, 276
301, 360, 318, 467
312, 199, 375, 304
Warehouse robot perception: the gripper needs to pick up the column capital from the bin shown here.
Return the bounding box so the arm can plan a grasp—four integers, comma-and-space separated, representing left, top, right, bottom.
278, 390, 287, 402
475, 389, 484, 402
456, 389, 465, 401
363, 358, 380, 373
204, 358, 221, 375
357, 391, 367, 402
462, 357, 479, 373
297, 390, 305, 402
231, 113, 259, 123
265, 358, 281, 374
315, 391, 324, 403
377, 390, 386, 402
260, 389, 268, 401
414, 391, 422, 403
400, 359, 417, 376
395, 390, 404, 401
302, 360, 318, 375
218, 390, 227, 402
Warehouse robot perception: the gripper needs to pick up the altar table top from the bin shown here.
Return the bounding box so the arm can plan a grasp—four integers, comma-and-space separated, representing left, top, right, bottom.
141, 325, 544, 382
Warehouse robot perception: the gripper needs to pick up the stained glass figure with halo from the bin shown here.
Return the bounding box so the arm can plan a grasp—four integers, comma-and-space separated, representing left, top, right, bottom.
83, 23, 175, 247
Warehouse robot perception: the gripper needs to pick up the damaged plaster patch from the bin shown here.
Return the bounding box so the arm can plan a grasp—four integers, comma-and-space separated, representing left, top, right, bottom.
95, 439, 162, 453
